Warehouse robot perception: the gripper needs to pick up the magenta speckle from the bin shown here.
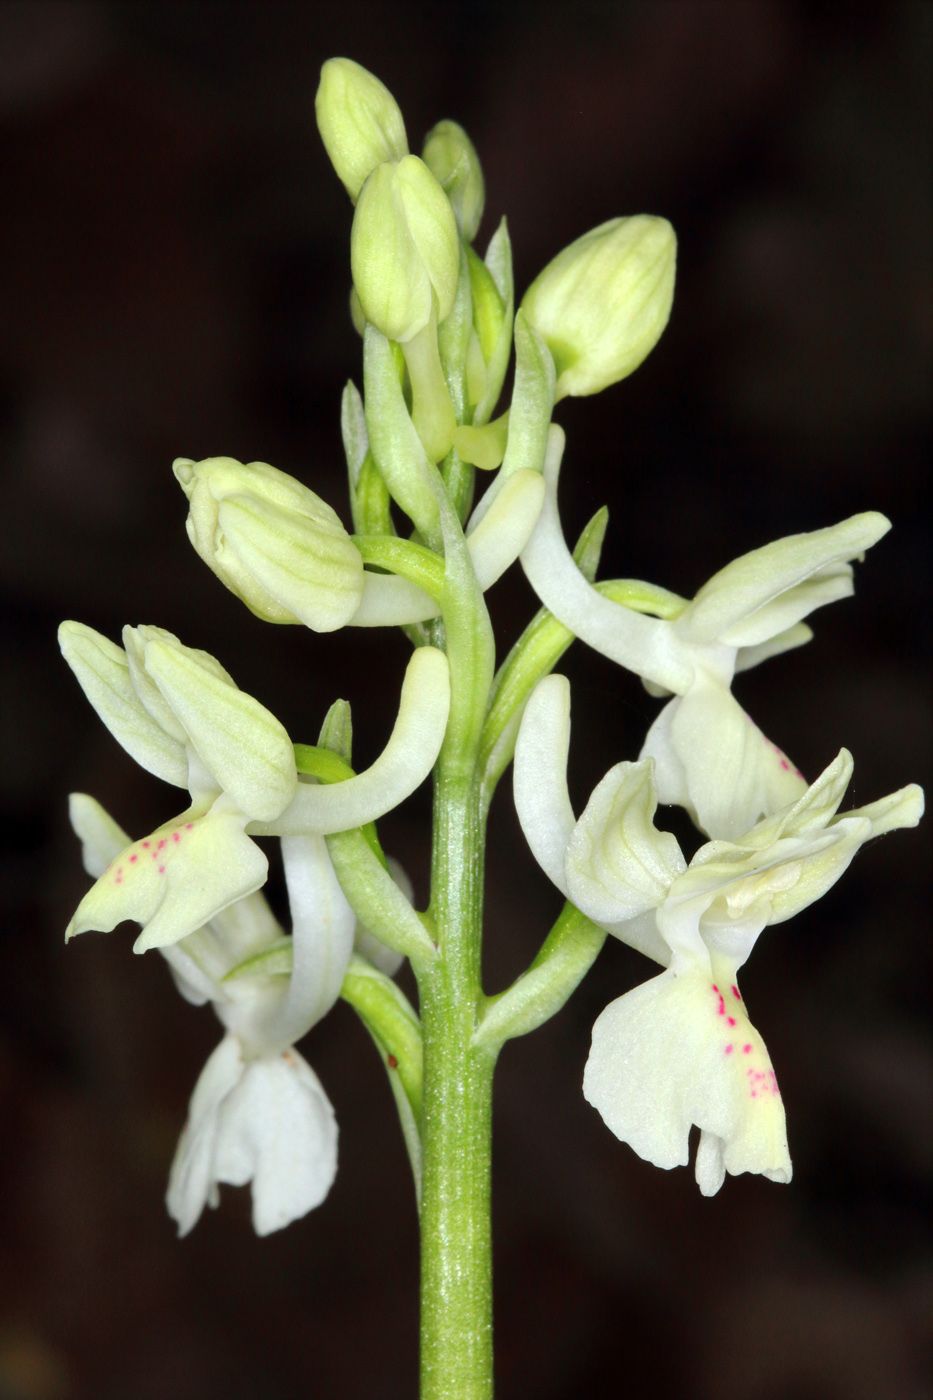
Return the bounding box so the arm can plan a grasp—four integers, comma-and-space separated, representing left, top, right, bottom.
743, 1044, 752, 1054
794, 768, 804, 779
727, 1016, 736, 1026
142, 841, 150, 849
157, 839, 167, 850
712, 985, 719, 993
186, 822, 194, 829
731, 985, 741, 1000
173, 831, 180, 843
751, 1090, 758, 1098
780, 759, 789, 770
158, 865, 165, 874
724, 1044, 733, 1055
129, 854, 137, 863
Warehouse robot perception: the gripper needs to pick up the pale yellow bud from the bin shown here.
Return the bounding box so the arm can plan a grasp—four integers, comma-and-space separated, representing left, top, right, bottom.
521, 215, 676, 398
174, 457, 364, 632
351, 156, 459, 343
315, 58, 408, 202
422, 119, 485, 242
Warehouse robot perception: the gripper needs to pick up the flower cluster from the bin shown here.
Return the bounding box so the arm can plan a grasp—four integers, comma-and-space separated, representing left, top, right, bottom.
60, 52, 922, 1243
514, 678, 922, 1192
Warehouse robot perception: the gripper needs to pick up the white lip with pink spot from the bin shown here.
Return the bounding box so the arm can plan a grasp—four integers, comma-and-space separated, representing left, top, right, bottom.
711, 980, 780, 1099
111, 821, 196, 883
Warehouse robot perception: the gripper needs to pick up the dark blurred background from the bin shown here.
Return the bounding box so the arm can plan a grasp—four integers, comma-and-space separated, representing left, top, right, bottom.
0, 3, 929, 1397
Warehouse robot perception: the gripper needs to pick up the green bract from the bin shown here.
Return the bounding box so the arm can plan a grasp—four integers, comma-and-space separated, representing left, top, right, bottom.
521, 215, 676, 398
315, 57, 408, 203
351, 156, 460, 343
173, 456, 365, 632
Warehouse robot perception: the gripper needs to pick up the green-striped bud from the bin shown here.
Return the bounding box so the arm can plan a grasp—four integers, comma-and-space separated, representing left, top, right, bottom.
315, 58, 408, 203
422, 119, 485, 243
351, 156, 459, 343
521, 215, 676, 399
174, 457, 364, 632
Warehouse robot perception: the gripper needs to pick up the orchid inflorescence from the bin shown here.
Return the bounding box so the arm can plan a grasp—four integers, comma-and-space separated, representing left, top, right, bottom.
60, 55, 921, 1372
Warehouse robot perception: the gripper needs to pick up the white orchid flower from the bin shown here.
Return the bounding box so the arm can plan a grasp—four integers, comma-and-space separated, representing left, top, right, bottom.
60, 623, 450, 950
514, 675, 923, 1194
520, 425, 892, 838
69, 794, 358, 1236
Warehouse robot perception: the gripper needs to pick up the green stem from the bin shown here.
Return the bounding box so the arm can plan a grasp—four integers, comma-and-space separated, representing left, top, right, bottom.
418, 767, 495, 1400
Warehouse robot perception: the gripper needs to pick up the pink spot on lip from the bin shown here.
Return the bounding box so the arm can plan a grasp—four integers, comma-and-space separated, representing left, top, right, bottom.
158, 865, 165, 874
157, 839, 167, 850
129, 854, 137, 863
727, 1016, 736, 1026
186, 822, 194, 829
173, 831, 180, 843
142, 841, 150, 848
794, 768, 804, 779
743, 1044, 752, 1054
731, 985, 741, 1000
712, 985, 719, 993
780, 759, 789, 770
724, 1044, 733, 1054
751, 1090, 757, 1098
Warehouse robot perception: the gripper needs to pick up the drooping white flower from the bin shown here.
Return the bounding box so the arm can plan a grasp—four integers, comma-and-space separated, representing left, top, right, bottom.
514, 675, 924, 1193
521, 425, 892, 838
69, 794, 358, 1235
60, 623, 297, 951
60, 625, 450, 950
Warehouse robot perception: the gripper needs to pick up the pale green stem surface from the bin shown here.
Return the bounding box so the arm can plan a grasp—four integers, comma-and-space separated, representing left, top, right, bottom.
418, 765, 496, 1400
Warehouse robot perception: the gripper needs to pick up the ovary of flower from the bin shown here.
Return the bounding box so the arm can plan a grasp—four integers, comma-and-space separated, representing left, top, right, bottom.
513, 674, 924, 1193
520, 423, 892, 839
68, 794, 356, 1235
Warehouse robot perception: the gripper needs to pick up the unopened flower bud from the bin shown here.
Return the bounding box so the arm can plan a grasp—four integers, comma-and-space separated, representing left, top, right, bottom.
422, 119, 485, 243
315, 58, 408, 202
521, 216, 676, 398
351, 156, 459, 343
174, 457, 364, 632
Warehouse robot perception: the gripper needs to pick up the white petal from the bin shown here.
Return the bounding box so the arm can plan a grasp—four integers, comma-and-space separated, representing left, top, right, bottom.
601, 908, 672, 968
677, 513, 890, 648
467, 469, 545, 590
66, 798, 269, 954
583, 964, 791, 1192
845, 782, 925, 836
734, 621, 813, 673
564, 759, 685, 923
166, 1034, 245, 1236
260, 646, 450, 835
58, 623, 188, 787
213, 1050, 338, 1235
143, 636, 297, 822
349, 572, 440, 626
68, 793, 130, 878
276, 834, 357, 1044
512, 675, 575, 898
520, 426, 690, 692
644, 676, 807, 840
